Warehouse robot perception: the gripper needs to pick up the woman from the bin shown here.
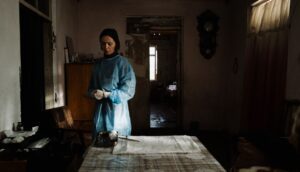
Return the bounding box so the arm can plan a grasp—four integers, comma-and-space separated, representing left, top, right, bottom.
88, 28, 136, 138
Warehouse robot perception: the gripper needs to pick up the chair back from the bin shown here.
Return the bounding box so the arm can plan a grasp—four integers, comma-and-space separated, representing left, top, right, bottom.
290, 106, 300, 153
39, 106, 74, 136
50, 107, 74, 129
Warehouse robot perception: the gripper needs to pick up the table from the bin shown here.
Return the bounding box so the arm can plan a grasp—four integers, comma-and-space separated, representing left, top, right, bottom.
79, 135, 225, 172
0, 135, 52, 172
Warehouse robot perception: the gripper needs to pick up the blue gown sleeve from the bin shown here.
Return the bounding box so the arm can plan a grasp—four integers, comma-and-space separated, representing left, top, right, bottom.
109, 60, 136, 104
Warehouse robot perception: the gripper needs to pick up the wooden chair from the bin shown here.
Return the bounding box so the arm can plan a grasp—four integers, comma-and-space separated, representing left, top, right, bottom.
231, 100, 300, 171
40, 106, 92, 148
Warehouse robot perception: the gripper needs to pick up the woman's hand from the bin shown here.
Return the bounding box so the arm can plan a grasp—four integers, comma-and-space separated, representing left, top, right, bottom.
93, 89, 104, 100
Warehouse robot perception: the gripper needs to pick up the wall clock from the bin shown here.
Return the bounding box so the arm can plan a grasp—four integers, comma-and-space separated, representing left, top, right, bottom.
197, 10, 219, 59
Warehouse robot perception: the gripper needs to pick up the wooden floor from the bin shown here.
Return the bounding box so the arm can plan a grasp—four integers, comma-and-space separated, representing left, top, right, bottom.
150, 103, 177, 128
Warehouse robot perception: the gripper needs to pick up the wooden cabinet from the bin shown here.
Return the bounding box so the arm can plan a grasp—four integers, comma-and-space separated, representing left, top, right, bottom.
65, 63, 95, 120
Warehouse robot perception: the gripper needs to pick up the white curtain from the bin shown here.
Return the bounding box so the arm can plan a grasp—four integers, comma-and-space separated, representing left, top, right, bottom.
249, 0, 290, 33
242, 0, 290, 135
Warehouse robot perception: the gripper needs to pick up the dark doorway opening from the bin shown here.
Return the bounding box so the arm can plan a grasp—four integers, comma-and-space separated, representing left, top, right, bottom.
20, 4, 50, 130
126, 16, 182, 130
149, 31, 180, 128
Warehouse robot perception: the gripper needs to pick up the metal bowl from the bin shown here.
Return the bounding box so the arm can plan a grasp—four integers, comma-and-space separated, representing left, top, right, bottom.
95, 130, 118, 147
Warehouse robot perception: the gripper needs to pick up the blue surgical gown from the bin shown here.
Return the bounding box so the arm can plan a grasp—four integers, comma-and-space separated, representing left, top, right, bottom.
88, 55, 136, 137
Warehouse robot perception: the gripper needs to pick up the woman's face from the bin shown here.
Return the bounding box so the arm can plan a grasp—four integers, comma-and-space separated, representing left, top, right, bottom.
100, 35, 116, 55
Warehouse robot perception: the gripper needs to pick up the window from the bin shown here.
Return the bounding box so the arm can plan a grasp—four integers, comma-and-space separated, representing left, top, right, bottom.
149, 45, 158, 81
249, 0, 290, 33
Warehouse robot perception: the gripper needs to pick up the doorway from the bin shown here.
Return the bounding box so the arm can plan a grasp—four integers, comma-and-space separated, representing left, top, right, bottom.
19, 4, 52, 130
126, 16, 182, 129
149, 30, 181, 128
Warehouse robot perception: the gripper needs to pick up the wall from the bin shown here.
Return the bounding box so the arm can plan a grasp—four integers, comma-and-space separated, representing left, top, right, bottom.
0, 0, 79, 130
53, 0, 78, 107
1, 0, 296, 133
73, 0, 300, 132
286, 0, 300, 100
224, 0, 247, 134
0, 0, 21, 131
76, 0, 234, 131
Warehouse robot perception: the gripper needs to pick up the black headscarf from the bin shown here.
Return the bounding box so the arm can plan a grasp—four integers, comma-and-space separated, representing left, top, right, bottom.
99, 28, 120, 51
